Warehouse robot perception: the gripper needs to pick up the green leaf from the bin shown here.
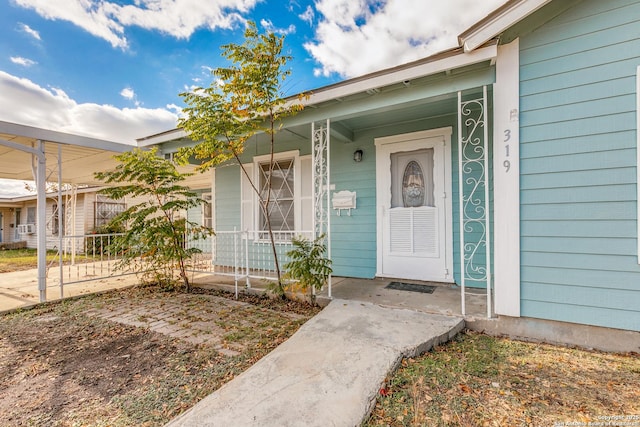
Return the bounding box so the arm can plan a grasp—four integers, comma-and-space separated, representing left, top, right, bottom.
94, 148, 214, 291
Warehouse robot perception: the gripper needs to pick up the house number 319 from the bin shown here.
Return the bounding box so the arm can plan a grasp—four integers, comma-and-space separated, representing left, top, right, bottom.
503, 129, 511, 173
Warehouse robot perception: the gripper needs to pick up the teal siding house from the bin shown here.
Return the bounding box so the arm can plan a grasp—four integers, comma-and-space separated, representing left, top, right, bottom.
141, 0, 640, 336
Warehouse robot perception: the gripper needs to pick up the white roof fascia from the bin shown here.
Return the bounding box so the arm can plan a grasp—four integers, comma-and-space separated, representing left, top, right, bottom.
138, 42, 498, 146
300, 44, 497, 107
137, 128, 187, 147
0, 120, 133, 152
459, 0, 553, 52
0, 186, 105, 203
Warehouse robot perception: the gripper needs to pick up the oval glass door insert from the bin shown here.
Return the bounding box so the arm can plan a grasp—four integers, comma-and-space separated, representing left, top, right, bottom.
402, 161, 425, 207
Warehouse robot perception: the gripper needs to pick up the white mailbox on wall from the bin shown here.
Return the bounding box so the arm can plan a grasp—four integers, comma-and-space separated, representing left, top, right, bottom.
332, 190, 356, 216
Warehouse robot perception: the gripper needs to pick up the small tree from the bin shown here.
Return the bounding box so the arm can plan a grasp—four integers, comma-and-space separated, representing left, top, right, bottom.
178, 21, 305, 295
283, 235, 332, 303
94, 148, 212, 292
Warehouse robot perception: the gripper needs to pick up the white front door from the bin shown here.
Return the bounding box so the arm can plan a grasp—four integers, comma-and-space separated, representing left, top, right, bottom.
376, 128, 453, 282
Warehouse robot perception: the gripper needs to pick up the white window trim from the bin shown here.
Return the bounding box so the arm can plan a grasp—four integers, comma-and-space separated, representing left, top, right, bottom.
202, 192, 212, 229
250, 150, 301, 233
26, 206, 37, 225
210, 169, 216, 230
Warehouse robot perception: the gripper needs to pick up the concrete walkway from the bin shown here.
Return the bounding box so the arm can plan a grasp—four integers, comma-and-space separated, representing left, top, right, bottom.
167, 299, 464, 427
0, 265, 137, 312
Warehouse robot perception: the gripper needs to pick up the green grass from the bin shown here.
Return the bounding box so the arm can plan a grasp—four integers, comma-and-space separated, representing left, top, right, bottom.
0, 248, 91, 273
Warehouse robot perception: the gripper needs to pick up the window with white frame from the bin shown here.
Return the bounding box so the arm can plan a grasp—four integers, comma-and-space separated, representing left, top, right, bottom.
94, 196, 126, 228
241, 150, 312, 238
259, 158, 295, 232
202, 193, 213, 229
26, 207, 36, 225
52, 203, 64, 235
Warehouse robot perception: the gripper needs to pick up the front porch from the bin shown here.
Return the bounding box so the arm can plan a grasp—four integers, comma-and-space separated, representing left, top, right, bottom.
189, 273, 488, 319
185, 83, 495, 317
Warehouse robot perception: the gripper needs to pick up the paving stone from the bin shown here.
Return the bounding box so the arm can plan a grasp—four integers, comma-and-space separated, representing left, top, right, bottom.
148, 319, 168, 329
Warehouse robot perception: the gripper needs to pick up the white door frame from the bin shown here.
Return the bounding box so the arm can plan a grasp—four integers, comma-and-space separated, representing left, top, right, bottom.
375, 127, 454, 282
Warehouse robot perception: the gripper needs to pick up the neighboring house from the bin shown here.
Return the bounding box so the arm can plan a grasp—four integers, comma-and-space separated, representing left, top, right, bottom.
0, 187, 126, 249
139, 0, 640, 335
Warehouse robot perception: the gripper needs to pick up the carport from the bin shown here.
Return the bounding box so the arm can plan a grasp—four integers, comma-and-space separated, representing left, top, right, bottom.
0, 120, 134, 302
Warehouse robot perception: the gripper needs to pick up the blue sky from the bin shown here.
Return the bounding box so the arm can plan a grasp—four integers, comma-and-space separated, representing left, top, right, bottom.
0, 0, 503, 196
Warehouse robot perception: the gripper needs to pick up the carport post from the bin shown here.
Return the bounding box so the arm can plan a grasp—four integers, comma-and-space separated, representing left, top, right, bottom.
36, 140, 47, 302
58, 144, 64, 299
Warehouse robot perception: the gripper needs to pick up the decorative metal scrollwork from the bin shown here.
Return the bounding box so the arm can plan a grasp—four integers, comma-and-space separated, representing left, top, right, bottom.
312, 121, 329, 237
458, 93, 489, 284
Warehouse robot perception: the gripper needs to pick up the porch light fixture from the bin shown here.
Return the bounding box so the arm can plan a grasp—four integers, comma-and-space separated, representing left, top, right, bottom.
353, 149, 363, 162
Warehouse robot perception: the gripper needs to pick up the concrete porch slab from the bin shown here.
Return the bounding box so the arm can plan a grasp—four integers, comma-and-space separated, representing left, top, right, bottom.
322, 276, 487, 318
190, 274, 488, 319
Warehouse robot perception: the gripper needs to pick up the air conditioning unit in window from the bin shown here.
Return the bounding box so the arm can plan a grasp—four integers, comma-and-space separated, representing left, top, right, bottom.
18, 224, 36, 234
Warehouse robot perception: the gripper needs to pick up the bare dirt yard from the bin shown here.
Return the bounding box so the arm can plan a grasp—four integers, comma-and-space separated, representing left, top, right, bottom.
0, 286, 320, 426
2, 282, 638, 427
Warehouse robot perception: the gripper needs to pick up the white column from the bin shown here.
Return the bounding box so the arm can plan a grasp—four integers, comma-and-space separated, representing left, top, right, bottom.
36, 140, 47, 302
493, 38, 521, 317
457, 91, 466, 316
326, 120, 332, 298
482, 85, 492, 319
58, 145, 64, 298
311, 120, 332, 298
636, 65, 640, 263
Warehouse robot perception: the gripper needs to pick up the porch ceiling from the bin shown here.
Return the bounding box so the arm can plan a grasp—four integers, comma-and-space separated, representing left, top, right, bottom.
338, 95, 458, 133
250, 92, 466, 149
0, 121, 137, 186
278, 61, 493, 143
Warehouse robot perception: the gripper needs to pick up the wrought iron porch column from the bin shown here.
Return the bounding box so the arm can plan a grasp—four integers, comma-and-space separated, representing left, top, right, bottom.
457, 86, 492, 318
311, 120, 332, 298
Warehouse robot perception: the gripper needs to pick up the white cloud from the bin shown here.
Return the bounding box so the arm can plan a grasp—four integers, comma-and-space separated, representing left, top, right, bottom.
298, 5, 314, 25
260, 19, 296, 35
14, 0, 260, 49
305, 0, 505, 78
120, 87, 141, 107
19, 23, 41, 40
0, 179, 35, 198
10, 57, 37, 67
166, 103, 183, 116
0, 71, 178, 144
120, 87, 135, 100
287, 0, 300, 13
14, 0, 128, 49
